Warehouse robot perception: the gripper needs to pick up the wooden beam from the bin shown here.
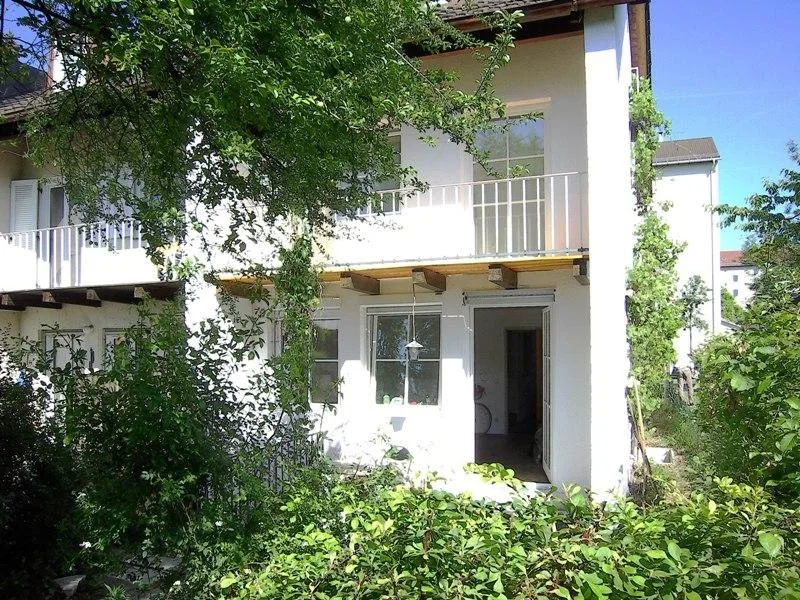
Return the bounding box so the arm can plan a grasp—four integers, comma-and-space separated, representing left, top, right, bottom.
340, 272, 380, 295
141, 284, 179, 301
412, 268, 447, 293
0, 297, 25, 311
488, 264, 518, 290
47, 291, 102, 308
2, 293, 62, 310
90, 288, 141, 305
573, 259, 590, 286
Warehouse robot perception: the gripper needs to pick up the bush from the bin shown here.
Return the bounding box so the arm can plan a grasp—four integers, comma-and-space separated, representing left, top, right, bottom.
694, 305, 800, 502
178, 467, 800, 599
0, 374, 78, 598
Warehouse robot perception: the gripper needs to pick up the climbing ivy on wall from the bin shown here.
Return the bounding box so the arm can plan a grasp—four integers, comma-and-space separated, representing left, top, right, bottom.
627, 77, 684, 413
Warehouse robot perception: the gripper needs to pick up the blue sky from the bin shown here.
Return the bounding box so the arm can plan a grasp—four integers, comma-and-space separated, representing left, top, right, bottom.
650, 0, 800, 249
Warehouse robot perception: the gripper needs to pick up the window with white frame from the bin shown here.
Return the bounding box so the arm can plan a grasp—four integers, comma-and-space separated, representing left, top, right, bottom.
310, 320, 339, 404
472, 116, 546, 254
370, 310, 441, 406
42, 330, 86, 370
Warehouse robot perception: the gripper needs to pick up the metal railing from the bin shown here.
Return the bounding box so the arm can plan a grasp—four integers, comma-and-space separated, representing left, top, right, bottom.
353, 172, 586, 257
0, 219, 146, 290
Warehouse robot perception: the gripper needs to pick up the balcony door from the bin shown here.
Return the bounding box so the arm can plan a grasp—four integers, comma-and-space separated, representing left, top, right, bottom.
472, 117, 546, 256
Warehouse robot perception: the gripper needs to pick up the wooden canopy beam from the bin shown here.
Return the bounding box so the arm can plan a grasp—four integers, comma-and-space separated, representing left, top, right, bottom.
412, 268, 447, 293
341, 272, 380, 295
488, 264, 518, 290
90, 288, 141, 305
573, 258, 590, 286
2, 293, 62, 310
46, 291, 102, 308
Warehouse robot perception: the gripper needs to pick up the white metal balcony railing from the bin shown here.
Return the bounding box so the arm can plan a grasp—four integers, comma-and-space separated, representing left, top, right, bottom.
0, 219, 160, 291
344, 172, 587, 262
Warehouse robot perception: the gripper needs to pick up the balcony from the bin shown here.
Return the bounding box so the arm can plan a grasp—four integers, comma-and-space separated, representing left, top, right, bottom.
328, 172, 588, 268
0, 220, 162, 293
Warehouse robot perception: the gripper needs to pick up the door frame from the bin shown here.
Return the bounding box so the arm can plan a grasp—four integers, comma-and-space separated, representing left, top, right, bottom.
466, 296, 556, 482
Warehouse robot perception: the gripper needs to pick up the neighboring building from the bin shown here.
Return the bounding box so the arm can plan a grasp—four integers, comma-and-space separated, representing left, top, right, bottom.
0, 79, 181, 368
653, 137, 721, 366
720, 250, 757, 306
1, 0, 651, 495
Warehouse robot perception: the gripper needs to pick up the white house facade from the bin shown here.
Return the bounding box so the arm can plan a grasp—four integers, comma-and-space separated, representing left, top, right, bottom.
1, 0, 651, 495
653, 137, 722, 366
217, 0, 650, 494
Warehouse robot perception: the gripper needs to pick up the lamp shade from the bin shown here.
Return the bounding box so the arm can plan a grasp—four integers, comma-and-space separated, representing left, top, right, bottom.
405, 339, 423, 361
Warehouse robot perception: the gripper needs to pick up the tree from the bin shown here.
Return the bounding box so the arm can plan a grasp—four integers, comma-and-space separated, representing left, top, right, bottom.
626, 77, 684, 413
3, 0, 519, 264
719, 142, 800, 308
680, 275, 709, 355
721, 287, 746, 323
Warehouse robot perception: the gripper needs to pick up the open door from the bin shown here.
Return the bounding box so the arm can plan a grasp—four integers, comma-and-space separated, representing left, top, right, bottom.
541, 306, 552, 480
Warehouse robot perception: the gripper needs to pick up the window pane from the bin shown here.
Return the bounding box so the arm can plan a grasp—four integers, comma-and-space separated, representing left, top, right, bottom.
508, 119, 544, 158
375, 361, 406, 404
509, 156, 544, 178
475, 127, 507, 160
414, 314, 440, 359
408, 361, 439, 405
375, 315, 409, 360
311, 361, 339, 404
312, 321, 338, 360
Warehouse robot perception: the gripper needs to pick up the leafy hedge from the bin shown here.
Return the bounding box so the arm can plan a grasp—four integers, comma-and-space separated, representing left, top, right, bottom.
173, 467, 800, 599
694, 305, 800, 502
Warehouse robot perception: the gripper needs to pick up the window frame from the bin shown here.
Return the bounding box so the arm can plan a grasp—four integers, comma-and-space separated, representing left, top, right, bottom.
310, 318, 340, 405
368, 306, 442, 407
41, 329, 86, 371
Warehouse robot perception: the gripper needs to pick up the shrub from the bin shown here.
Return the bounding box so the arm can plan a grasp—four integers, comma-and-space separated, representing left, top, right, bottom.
179, 467, 800, 599
0, 374, 78, 598
694, 305, 800, 502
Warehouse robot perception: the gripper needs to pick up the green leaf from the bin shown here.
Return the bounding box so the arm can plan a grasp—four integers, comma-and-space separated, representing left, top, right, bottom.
667, 541, 681, 562
758, 532, 784, 558
219, 575, 238, 589
731, 373, 756, 391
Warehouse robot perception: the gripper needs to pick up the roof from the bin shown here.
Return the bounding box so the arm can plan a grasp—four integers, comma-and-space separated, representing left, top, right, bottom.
436, 0, 551, 20
720, 250, 754, 268
437, 0, 638, 22
653, 137, 720, 166
0, 89, 47, 122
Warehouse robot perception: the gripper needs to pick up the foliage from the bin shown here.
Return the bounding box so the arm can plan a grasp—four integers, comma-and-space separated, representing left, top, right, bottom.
719, 142, 800, 307
7, 0, 519, 261
694, 303, 800, 502
627, 213, 685, 412
169, 467, 800, 599
2, 296, 319, 577
630, 76, 670, 215
626, 77, 683, 414
721, 286, 747, 323
0, 373, 79, 598
648, 400, 699, 454
680, 274, 709, 355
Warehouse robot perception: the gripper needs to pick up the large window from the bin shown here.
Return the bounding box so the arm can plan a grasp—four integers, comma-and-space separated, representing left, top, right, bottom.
310, 320, 339, 404
371, 311, 440, 406
472, 117, 546, 254
42, 330, 85, 370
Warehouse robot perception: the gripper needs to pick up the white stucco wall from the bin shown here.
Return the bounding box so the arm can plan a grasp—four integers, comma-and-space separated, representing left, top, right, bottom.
581, 6, 634, 495
326, 33, 590, 266
303, 267, 591, 488
654, 160, 721, 364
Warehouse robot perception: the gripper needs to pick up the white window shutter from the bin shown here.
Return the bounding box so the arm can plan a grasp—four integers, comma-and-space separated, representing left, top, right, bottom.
10, 179, 39, 232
